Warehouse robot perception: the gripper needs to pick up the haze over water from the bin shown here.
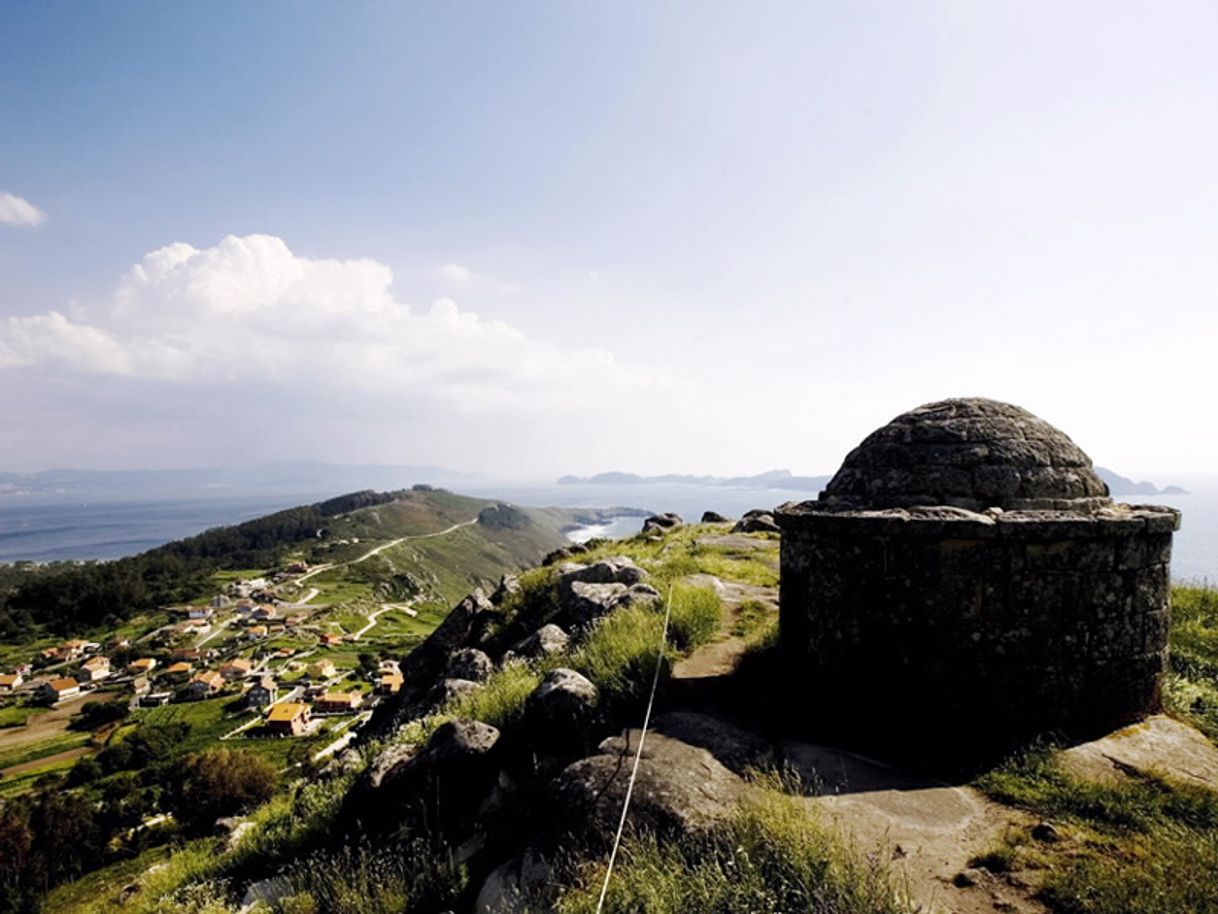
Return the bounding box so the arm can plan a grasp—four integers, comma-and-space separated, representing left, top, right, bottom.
1, 482, 1213, 584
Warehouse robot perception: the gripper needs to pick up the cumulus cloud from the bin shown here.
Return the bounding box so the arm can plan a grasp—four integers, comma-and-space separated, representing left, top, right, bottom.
0, 234, 652, 413
0, 191, 46, 227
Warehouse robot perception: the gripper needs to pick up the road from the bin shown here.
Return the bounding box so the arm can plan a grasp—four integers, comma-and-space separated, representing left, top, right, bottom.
289, 517, 477, 587
348, 604, 400, 641
349, 517, 480, 566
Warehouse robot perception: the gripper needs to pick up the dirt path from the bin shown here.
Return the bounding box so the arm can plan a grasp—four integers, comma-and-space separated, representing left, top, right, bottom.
671, 573, 776, 684
349, 604, 396, 641
0, 691, 116, 752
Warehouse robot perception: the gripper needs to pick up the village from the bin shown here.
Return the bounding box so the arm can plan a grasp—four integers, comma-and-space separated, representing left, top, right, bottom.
0, 558, 440, 792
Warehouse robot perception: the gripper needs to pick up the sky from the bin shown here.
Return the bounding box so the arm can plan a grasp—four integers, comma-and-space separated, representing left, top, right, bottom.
2, 1, 1217, 482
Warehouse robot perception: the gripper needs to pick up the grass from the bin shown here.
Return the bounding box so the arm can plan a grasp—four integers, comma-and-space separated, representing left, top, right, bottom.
0, 729, 92, 769
393, 662, 545, 749
664, 581, 722, 651
557, 775, 911, 914
274, 839, 465, 914
1164, 584, 1218, 740
1039, 826, 1218, 914
731, 597, 774, 639
574, 523, 781, 592
975, 740, 1218, 914
572, 603, 673, 707
0, 755, 80, 795
0, 702, 44, 729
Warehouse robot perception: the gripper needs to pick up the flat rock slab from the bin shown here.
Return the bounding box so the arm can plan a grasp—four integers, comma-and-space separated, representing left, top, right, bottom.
1058, 714, 1218, 789
784, 739, 1043, 914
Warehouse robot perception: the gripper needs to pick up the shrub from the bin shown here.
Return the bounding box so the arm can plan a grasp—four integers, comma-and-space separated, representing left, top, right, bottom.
169, 749, 279, 832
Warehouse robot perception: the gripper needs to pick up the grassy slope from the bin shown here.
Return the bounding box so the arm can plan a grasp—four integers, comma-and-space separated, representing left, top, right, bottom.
42, 523, 1218, 914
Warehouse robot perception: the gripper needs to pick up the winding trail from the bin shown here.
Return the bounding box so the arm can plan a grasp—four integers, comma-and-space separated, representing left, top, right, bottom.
290, 517, 479, 588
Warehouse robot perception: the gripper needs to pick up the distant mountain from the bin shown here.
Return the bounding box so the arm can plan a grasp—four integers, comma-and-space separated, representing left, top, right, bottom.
557, 468, 831, 492
558, 466, 1188, 499
1094, 467, 1188, 496
0, 461, 484, 500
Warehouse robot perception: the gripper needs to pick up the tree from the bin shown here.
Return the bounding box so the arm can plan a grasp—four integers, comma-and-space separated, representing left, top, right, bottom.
168, 748, 278, 831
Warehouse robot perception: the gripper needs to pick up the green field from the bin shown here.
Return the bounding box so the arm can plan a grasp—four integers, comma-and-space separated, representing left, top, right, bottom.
0, 730, 92, 770
0, 703, 44, 729
0, 755, 81, 796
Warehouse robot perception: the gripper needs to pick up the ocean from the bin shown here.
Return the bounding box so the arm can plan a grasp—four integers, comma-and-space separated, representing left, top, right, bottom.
0, 482, 1214, 583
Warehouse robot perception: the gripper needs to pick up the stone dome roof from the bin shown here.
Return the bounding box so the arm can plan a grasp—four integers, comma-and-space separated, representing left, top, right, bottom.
820, 398, 1111, 512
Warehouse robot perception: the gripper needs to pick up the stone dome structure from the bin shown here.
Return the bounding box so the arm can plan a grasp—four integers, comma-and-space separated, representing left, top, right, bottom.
820, 398, 1111, 512
775, 398, 1181, 744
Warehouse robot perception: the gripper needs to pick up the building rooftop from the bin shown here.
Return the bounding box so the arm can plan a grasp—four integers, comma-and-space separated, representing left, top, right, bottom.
267, 702, 308, 722
817, 397, 1111, 512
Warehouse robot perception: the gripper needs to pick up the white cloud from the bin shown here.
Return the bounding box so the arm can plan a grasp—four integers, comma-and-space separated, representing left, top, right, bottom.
0, 234, 654, 413
438, 262, 473, 282
0, 191, 46, 227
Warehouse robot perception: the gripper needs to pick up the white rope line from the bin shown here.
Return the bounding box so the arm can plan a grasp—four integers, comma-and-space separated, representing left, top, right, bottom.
594, 583, 675, 914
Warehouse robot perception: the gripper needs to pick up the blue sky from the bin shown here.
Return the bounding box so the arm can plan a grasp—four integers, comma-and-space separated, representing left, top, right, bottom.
2, 2, 1217, 479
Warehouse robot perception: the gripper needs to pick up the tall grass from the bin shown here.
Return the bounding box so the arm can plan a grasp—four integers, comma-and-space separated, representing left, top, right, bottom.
572, 604, 671, 707
274, 840, 464, 914
447, 662, 542, 729
665, 582, 722, 651
391, 662, 544, 749
1165, 585, 1218, 739
557, 778, 911, 914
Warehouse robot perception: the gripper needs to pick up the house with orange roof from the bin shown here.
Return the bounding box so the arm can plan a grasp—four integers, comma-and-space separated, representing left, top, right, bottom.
266, 701, 310, 736
0, 672, 24, 692
185, 670, 225, 698
313, 692, 363, 714
160, 661, 194, 682
376, 672, 403, 695
219, 658, 255, 681
127, 658, 157, 675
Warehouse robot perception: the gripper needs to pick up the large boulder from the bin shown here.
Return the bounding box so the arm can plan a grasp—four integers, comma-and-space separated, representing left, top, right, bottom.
525, 668, 600, 756
447, 648, 494, 682
701, 511, 729, 523
555, 557, 648, 593
650, 712, 778, 776
491, 574, 522, 606
475, 845, 558, 914
732, 511, 780, 533
642, 512, 683, 534
371, 719, 502, 838
553, 558, 655, 627
542, 543, 588, 566
549, 729, 745, 849
427, 677, 482, 710
429, 589, 495, 654
561, 581, 658, 628
507, 623, 570, 661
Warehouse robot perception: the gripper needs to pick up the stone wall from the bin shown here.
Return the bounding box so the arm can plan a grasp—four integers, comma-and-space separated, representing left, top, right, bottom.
776, 504, 1180, 739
